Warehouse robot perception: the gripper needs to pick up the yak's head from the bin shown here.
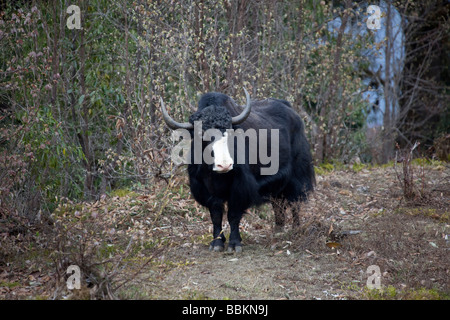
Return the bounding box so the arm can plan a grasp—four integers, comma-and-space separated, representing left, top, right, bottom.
160, 89, 251, 173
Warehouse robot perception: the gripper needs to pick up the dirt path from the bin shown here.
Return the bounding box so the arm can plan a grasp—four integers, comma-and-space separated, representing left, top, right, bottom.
143, 243, 357, 300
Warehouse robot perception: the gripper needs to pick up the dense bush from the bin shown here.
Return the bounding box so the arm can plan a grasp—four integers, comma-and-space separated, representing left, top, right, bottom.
0, 0, 448, 223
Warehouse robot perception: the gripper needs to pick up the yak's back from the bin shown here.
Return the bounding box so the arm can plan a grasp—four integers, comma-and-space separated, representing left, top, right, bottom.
239, 98, 302, 133
197, 92, 304, 136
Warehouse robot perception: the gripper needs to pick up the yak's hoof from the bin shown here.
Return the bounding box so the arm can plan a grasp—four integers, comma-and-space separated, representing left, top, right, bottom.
209, 239, 225, 252
227, 244, 243, 253
209, 244, 224, 252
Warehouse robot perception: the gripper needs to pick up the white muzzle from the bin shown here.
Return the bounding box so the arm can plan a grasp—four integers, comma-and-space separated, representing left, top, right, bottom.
212, 132, 234, 173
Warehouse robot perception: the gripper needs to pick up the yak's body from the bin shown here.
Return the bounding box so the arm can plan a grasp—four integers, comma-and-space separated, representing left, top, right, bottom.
186, 92, 315, 252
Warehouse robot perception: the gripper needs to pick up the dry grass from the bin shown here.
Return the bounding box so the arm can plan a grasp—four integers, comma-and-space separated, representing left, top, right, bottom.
1, 161, 449, 299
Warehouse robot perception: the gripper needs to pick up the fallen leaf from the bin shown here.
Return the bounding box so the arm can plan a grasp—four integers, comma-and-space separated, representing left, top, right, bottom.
328, 224, 334, 235
326, 242, 342, 249
365, 250, 377, 258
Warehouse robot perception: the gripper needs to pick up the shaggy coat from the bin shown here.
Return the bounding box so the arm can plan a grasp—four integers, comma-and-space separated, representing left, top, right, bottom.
186, 92, 315, 252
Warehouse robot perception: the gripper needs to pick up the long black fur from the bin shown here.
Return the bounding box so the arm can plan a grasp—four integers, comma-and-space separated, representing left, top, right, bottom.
186, 92, 315, 251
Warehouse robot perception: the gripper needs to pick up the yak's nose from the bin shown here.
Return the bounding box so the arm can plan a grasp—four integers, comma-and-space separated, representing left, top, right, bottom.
215, 163, 233, 173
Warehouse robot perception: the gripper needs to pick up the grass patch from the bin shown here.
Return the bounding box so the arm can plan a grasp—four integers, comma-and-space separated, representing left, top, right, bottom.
394, 207, 449, 222
411, 158, 446, 167
109, 188, 139, 198
182, 290, 211, 300
352, 162, 370, 173
0, 281, 21, 289
364, 286, 449, 300
315, 162, 335, 176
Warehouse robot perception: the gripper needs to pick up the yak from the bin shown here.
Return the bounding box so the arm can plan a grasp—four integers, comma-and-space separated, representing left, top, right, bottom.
160, 89, 315, 252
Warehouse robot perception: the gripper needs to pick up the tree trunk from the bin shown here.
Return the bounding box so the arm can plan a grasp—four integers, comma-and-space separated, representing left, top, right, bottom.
314, 0, 351, 163
382, 1, 394, 163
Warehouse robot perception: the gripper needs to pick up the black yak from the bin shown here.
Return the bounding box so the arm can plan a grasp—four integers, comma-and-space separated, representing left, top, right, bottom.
160, 89, 315, 252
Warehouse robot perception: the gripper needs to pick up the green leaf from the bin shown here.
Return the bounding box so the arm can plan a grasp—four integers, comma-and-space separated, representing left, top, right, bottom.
78, 94, 85, 105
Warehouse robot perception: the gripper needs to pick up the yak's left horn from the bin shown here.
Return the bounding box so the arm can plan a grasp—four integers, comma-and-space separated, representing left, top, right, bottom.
231, 88, 252, 125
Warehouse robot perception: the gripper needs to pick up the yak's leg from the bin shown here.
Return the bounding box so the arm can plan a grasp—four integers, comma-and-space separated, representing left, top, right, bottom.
271, 199, 287, 233
227, 209, 243, 253
291, 202, 300, 227
209, 201, 226, 252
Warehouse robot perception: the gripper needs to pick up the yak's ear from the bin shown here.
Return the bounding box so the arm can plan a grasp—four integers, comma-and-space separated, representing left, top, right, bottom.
231, 124, 242, 131
189, 110, 202, 124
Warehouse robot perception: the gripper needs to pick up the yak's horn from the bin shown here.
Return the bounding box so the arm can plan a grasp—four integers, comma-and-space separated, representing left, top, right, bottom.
160, 97, 194, 130
231, 88, 252, 125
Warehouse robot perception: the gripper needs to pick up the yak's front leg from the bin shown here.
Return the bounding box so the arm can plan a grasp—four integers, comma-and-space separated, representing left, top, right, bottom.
227, 209, 243, 253
209, 200, 226, 252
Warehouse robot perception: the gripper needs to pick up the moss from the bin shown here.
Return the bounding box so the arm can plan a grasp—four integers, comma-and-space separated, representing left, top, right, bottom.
394, 207, 449, 222
321, 162, 335, 171
314, 166, 326, 176
315, 160, 360, 175
0, 281, 20, 289
182, 290, 211, 300
315, 162, 334, 176
377, 160, 394, 169
364, 286, 449, 300
352, 162, 369, 173
411, 158, 446, 167
109, 188, 138, 198
404, 288, 449, 300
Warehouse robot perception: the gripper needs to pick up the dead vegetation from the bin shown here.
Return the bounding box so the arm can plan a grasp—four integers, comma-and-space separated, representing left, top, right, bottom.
0, 161, 449, 299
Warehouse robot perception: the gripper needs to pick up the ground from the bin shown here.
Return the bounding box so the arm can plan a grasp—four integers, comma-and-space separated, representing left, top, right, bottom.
0, 161, 449, 300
